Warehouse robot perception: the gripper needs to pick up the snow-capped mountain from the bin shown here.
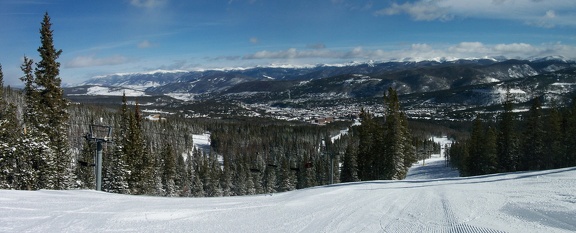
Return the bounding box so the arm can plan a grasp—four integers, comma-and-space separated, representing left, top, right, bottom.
65, 58, 576, 120
74, 58, 575, 96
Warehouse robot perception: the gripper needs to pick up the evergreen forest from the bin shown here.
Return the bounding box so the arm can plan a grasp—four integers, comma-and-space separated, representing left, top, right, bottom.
0, 13, 434, 196
447, 87, 576, 176
6, 13, 573, 198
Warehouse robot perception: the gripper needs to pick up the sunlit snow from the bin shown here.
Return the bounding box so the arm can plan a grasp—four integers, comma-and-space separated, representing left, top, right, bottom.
1, 144, 575, 232
83, 86, 148, 97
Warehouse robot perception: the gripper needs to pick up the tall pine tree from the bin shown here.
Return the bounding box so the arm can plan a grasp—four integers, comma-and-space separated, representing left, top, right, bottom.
520, 98, 545, 171
34, 12, 72, 190
496, 86, 519, 172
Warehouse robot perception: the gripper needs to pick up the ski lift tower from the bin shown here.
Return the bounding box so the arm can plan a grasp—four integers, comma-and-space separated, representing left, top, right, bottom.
85, 124, 112, 191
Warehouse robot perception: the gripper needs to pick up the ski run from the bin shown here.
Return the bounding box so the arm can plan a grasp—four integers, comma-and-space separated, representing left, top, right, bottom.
1, 145, 575, 233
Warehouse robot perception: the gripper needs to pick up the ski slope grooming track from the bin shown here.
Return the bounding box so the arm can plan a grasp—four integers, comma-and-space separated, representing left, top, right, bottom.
1, 165, 575, 232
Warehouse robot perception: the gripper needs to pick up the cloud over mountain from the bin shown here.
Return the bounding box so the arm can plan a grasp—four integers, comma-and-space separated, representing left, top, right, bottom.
66, 55, 130, 68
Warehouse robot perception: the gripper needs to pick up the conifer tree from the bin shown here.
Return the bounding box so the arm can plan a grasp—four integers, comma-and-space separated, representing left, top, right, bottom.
520, 98, 545, 170
467, 117, 485, 176
124, 102, 153, 194
34, 12, 72, 190
161, 142, 177, 196
356, 108, 375, 180
481, 126, 498, 174
175, 153, 187, 196
278, 157, 295, 192
497, 86, 519, 172
207, 152, 223, 197
75, 141, 95, 189
544, 105, 563, 169
564, 98, 576, 167
264, 164, 277, 194
104, 144, 130, 194
0, 64, 20, 189
340, 139, 359, 182
221, 154, 234, 196
19, 56, 49, 190
384, 88, 409, 180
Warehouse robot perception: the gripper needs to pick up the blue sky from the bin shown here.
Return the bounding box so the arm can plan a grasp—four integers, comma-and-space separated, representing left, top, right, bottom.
1, 0, 575, 85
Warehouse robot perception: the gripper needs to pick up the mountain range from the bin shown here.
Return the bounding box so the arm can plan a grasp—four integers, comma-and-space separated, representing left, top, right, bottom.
64, 58, 576, 120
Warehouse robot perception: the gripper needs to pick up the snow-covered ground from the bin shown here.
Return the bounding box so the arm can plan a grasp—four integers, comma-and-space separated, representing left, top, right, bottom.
74, 86, 149, 97
192, 133, 211, 153
2, 153, 575, 232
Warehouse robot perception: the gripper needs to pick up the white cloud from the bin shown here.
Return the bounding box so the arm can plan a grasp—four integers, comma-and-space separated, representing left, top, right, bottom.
545, 10, 556, 18
375, 2, 453, 21
138, 40, 153, 48
242, 48, 330, 60
449, 42, 489, 54
238, 42, 576, 63
375, 0, 576, 27
493, 43, 536, 53
307, 43, 326, 49
130, 0, 167, 9
66, 55, 130, 68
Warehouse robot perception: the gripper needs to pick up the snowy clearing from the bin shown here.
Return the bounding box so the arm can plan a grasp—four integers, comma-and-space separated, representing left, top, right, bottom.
192, 133, 211, 153
77, 86, 148, 97
1, 157, 575, 232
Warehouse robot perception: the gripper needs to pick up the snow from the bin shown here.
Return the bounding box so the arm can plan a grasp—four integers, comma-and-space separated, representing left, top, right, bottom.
2, 144, 575, 232
165, 92, 197, 101
78, 86, 148, 97
192, 133, 211, 153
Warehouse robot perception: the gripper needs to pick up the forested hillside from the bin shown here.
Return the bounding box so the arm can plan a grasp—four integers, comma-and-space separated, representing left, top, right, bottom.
1, 14, 441, 196
447, 87, 576, 176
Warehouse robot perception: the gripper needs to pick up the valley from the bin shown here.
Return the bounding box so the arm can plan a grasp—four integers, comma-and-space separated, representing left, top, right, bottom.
65, 58, 576, 122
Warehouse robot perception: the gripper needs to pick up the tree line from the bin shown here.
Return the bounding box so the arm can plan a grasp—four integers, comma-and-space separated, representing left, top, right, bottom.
447, 87, 576, 176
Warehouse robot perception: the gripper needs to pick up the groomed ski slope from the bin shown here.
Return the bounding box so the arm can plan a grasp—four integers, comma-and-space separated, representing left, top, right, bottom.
1, 156, 575, 232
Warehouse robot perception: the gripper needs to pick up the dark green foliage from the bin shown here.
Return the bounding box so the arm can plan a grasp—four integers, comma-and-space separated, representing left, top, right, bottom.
340, 138, 359, 182
0, 64, 21, 189
496, 87, 519, 172
449, 96, 576, 177
520, 98, 545, 171
354, 88, 415, 181
35, 13, 72, 190
563, 97, 576, 168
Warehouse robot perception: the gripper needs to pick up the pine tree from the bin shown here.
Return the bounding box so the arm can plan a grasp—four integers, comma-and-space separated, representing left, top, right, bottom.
221, 154, 234, 196
34, 12, 72, 190
75, 141, 95, 189
263, 164, 277, 194
0, 64, 20, 189
104, 143, 129, 194
401, 112, 417, 171
356, 108, 375, 180
520, 98, 545, 171
207, 152, 223, 197
564, 98, 576, 167
124, 102, 153, 194
384, 88, 408, 180
340, 139, 359, 182
161, 142, 177, 196
467, 117, 484, 176
481, 126, 498, 174
19, 56, 50, 190
497, 86, 519, 172
174, 153, 187, 196
544, 105, 563, 169
278, 157, 295, 192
